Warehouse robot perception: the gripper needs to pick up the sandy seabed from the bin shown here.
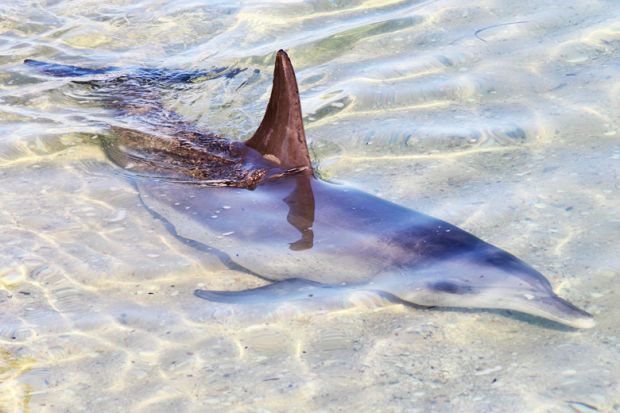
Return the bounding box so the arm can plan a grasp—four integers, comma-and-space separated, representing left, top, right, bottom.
0, 0, 619, 411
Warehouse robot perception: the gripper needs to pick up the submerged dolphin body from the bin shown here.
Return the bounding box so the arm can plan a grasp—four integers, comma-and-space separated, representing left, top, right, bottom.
26, 52, 594, 329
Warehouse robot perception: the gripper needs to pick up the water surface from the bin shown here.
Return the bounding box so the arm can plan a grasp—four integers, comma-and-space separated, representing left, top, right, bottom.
1, 0, 619, 412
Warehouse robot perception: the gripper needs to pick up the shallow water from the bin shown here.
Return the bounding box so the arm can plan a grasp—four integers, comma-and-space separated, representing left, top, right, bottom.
1, 0, 619, 412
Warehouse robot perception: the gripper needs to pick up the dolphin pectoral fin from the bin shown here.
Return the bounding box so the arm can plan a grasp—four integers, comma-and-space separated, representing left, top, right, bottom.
245, 50, 313, 171
195, 278, 352, 305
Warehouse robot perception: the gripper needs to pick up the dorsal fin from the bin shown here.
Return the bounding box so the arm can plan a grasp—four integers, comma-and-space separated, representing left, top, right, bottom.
246, 50, 312, 171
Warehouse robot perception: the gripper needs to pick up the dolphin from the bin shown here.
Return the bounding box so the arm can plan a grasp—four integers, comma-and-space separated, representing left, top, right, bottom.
25, 51, 594, 329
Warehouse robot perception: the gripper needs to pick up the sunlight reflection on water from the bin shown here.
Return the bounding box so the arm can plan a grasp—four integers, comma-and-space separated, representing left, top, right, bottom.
0, 0, 619, 412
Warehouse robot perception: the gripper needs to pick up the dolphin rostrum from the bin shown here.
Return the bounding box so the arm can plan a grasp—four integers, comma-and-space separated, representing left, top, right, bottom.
25, 51, 594, 329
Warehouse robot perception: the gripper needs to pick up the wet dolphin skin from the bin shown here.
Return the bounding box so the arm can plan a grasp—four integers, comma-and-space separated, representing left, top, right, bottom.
26, 51, 594, 329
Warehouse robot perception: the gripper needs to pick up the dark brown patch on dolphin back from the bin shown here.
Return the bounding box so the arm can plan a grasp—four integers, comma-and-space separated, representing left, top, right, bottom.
103, 126, 268, 188
246, 50, 313, 171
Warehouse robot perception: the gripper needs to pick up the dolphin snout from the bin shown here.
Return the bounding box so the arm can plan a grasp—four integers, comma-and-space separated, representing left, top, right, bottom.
518, 293, 595, 329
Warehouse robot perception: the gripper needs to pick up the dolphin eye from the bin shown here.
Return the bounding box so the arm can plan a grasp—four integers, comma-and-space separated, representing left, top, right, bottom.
429, 281, 475, 294
431, 281, 462, 294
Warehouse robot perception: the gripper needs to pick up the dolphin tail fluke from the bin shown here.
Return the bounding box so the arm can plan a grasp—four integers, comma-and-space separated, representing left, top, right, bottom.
195, 278, 352, 305
24, 59, 237, 83
24, 59, 118, 77
245, 50, 313, 172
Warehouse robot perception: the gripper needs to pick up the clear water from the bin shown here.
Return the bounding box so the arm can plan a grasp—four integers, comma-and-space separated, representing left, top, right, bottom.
1, 0, 619, 412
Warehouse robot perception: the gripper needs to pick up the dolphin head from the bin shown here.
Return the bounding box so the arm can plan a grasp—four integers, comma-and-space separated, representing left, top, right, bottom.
390, 247, 595, 329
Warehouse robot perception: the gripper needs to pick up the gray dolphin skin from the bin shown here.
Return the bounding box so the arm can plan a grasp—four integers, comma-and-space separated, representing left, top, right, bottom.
26, 51, 594, 329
